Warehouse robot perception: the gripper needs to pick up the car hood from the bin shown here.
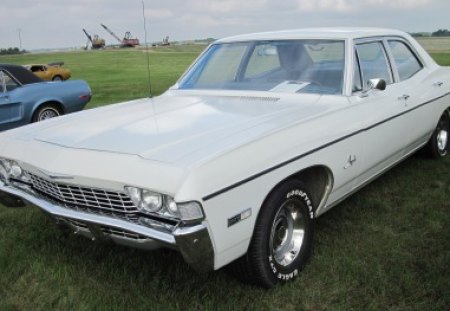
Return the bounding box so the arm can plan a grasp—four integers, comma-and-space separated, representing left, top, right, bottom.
26, 91, 327, 164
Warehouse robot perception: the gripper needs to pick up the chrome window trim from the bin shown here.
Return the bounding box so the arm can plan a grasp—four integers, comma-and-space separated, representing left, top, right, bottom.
383, 37, 425, 82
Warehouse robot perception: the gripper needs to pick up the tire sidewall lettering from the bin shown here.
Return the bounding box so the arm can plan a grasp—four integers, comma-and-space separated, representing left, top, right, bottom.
268, 255, 299, 280
286, 189, 314, 219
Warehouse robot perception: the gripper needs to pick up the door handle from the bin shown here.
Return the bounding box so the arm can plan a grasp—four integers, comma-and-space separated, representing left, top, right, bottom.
398, 94, 410, 107
398, 94, 410, 101
433, 81, 444, 87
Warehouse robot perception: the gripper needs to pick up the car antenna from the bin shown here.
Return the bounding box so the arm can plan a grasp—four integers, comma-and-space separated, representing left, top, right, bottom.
142, 0, 152, 98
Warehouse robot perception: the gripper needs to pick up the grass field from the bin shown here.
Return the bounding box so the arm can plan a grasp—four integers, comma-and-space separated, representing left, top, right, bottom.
0, 45, 449, 310
0, 45, 205, 109
417, 37, 450, 53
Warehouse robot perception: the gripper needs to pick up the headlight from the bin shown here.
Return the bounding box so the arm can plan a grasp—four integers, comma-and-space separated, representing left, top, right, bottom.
141, 190, 163, 213
125, 186, 204, 222
0, 158, 30, 184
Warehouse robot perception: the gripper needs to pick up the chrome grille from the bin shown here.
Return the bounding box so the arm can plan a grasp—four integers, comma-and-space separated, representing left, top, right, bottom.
29, 173, 138, 213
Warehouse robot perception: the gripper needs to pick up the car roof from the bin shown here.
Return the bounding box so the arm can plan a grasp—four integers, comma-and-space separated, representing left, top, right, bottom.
216, 27, 409, 43
0, 64, 44, 85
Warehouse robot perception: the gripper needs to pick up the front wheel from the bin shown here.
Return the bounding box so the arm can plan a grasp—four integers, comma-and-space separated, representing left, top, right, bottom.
425, 111, 450, 158
52, 75, 63, 81
232, 180, 315, 288
32, 104, 62, 122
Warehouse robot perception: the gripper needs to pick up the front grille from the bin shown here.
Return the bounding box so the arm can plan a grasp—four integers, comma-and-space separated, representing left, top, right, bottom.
29, 173, 138, 214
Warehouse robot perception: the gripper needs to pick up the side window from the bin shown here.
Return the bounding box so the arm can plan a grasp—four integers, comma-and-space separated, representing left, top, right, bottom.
388, 40, 422, 81
356, 42, 393, 89
0, 71, 4, 93
0, 71, 19, 92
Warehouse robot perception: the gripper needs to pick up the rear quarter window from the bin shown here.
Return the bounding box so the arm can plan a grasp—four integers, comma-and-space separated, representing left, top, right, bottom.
388, 40, 423, 81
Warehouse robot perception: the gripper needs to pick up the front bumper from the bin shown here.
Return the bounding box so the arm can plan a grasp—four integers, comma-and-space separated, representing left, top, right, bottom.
0, 181, 214, 273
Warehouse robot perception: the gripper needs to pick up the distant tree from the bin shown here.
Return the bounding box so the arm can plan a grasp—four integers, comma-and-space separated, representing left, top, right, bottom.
410, 32, 431, 38
432, 29, 450, 37
0, 47, 26, 55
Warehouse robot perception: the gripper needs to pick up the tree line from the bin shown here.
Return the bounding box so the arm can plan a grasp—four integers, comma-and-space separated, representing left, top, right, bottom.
411, 29, 450, 37
0, 47, 27, 55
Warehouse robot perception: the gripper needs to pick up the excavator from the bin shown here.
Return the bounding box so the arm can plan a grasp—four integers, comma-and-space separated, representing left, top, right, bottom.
101, 24, 140, 47
82, 29, 105, 50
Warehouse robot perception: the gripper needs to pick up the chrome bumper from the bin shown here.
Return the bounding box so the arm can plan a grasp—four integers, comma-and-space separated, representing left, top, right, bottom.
0, 182, 214, 273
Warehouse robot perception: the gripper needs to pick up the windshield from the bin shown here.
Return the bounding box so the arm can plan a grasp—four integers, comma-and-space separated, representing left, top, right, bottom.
178, 40, 345, 95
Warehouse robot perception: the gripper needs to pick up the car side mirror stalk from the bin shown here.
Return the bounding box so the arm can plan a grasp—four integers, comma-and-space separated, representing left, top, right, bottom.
368, 78, 386, 91
359, 78, 386, 98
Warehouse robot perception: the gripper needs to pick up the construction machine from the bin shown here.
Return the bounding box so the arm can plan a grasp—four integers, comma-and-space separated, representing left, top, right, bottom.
101, 24, 140, 47
161, 36, 170, 46
82, 29, 105, 49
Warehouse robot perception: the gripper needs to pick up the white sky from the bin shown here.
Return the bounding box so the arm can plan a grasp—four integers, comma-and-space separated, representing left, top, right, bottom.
0, 0, 448, 50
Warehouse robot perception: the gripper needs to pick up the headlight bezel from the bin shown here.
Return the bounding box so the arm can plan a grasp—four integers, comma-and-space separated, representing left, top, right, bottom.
125, 186, 204, 223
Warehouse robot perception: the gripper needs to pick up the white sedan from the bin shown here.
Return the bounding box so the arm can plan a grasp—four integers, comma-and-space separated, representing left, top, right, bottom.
0, 28, 449, 288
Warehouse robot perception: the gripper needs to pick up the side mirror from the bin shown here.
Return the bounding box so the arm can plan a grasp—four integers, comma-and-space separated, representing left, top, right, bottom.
368, 78, 386, 91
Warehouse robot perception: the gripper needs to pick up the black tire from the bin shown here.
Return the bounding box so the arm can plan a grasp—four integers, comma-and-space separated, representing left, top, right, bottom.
230, 179, 315, 288
32, 104, 63, 123
425, 111, 450, 158
52, 75, 63, 81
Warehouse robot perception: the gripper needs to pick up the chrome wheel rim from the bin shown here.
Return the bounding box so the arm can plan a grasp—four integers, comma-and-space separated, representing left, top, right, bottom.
269, 200, 306, 267
53, 76, 62, 81
437, 129, 448, 153
38, 108, 59, 121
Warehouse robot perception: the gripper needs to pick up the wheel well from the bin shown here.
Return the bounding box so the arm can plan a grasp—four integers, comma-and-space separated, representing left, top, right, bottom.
32, 101, 64, 120
290, 166, 334, 210
261, 165, 334, 215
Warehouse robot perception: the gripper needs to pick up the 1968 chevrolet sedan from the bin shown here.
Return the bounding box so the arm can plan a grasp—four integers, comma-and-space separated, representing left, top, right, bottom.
0, 28, 449, 288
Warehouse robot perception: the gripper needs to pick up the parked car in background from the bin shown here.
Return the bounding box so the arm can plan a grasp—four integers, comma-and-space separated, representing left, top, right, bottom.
0, 28, 449, 288
24, 62, 71, 81
0, 64, 91, 131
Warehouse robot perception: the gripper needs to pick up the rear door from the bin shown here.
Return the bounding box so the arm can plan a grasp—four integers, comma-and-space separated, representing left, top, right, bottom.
384, 38, 443, 152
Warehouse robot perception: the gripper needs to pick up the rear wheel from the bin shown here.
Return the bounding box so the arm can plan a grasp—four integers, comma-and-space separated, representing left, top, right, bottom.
230, 180, 315, 288
32, 104, 63, 122
425, 111, 449, 158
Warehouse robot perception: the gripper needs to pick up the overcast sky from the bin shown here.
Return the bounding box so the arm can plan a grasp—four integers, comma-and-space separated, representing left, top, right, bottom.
1, 0, 449, 50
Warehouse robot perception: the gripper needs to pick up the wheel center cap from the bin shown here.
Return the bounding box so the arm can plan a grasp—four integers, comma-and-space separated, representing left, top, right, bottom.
277, 225, 286, 240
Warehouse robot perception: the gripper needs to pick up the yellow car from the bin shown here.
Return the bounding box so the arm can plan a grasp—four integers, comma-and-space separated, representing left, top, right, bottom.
25, 62, 71, 81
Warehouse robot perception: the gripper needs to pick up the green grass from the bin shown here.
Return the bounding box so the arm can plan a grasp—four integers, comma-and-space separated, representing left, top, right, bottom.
417, 37, 450, 53
0, 47, 449, 310
0, 46, 204, 109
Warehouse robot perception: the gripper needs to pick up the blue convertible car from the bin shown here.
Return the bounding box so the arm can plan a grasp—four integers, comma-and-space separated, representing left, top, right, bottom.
0, 64, 91, 131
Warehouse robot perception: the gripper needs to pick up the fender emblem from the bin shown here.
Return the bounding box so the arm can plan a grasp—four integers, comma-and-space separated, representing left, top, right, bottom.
228, 208, 252, 227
